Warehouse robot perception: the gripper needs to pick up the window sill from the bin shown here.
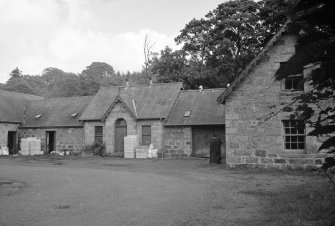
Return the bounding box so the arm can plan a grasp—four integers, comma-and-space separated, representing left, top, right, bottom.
284, 149, 306, 154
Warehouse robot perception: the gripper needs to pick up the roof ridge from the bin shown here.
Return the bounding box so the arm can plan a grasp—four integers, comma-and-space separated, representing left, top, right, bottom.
0, 89, 43, 98
101, 82, 183, 90
42, 95, 94, 100
183, 88, 226, 92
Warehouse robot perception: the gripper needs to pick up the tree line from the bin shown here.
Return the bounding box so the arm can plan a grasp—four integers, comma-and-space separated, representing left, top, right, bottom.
1, 63, 150, 97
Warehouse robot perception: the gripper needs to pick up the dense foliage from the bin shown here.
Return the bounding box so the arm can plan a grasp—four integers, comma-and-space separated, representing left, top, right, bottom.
151, 0, 291, 89
0, 63, 150, 97
275, 0, 335, 172
276, 0, 335, 151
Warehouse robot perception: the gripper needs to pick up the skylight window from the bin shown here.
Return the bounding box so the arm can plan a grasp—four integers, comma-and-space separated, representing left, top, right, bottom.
70, 113, 78, 118
184, 110, 192, 117
34, 114, 42, 119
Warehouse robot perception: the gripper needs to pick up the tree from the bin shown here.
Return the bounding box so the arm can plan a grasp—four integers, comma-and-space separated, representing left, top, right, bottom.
79, 62, 120, 95
275, 0, 335, 172
162, 0, 290, 89
143, 35, 156, 81
42, 67, 69, 84
6, 77, 37, 95
151, 47, 186, 83
257, 0, 293, 45
9, 67, 22, 79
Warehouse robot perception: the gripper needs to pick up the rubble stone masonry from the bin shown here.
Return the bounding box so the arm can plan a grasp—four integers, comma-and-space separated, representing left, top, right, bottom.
0, 123, 19, 147
225, 34, 330, 169
164, 126, 192, 158
19, 127, 84, 154
105, 102, 137, 154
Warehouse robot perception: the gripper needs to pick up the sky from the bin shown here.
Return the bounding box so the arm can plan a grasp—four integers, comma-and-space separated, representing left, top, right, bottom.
0, 0, 224, 83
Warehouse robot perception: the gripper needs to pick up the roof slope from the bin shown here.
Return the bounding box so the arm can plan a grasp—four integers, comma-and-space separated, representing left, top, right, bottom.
0, 90, 43, 123
80, 82, 183, 120
217, 19, 291, 103
166, 89, 225, 126
22, 96, 93, 128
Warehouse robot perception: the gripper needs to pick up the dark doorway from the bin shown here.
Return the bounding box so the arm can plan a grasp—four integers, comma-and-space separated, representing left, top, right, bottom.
46, 131, 56, 154
115, 118, 127, 156
7, 131, 17, 155
192, 125, 225, 158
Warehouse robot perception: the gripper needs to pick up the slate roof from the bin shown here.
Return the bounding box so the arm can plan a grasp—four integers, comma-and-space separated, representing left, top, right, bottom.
80, 82, 183, 121
166, 89, 225, 126
22, 96, 93, 128
217, 19, 292, 103
0, 90, 43, 123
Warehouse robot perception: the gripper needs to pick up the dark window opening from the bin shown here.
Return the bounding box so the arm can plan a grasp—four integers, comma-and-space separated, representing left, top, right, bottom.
283, 120, 305, 149
284, 75, 304, 91
142, 125, 151, 145
95, 126, 103, 144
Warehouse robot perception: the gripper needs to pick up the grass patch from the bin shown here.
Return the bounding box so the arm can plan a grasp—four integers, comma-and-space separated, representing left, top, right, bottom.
246, 180, 335, 225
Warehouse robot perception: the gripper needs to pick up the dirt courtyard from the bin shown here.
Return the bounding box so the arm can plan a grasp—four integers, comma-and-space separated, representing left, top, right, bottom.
0, 156, 322, 226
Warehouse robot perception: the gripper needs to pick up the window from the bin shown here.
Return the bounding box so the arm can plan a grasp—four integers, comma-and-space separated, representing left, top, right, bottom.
70, 113, 78, 118
184, 110, 192, 117
283, 120, 305, 149
284, 75, 304, 91
95, 126, 103, 144
142, 125, 151, 145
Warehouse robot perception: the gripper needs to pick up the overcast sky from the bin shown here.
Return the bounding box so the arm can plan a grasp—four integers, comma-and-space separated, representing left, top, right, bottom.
0, 0, 224, 83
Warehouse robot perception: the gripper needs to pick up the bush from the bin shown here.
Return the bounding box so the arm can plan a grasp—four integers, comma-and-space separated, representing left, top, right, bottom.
83, 143, 106, 157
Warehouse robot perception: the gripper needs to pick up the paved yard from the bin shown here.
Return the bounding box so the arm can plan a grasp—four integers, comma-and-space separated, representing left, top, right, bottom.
0, 157, 321, 226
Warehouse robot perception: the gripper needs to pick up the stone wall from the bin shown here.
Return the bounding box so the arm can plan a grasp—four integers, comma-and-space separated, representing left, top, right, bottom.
225, 34, 328, 169
84, 121, 105, 145
105, 102, 137, 154
19, 127, 84, 154
163, 126, 192, 158
0, 123, 19, 147
136, 120, 164, 150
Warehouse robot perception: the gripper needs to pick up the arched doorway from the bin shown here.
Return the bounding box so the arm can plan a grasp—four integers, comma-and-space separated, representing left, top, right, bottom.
115, 118, 127, 156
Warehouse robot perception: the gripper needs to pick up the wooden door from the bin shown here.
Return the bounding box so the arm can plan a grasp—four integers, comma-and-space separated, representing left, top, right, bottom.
115, 119, 127, 156
192, 126, 225, 157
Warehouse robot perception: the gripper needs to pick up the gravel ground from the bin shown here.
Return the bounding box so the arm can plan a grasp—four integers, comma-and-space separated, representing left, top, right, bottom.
0, 156, 321, 226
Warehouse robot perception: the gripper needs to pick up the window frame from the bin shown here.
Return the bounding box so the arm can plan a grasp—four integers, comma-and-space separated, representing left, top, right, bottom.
283, 120, 305, 150
184, 110, 192, 117
94, 126, 103, 144
142, 125, 151, 146
282, 75, 304, 91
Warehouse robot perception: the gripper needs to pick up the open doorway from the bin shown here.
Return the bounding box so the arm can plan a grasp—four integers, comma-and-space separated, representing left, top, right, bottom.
7, 131, 17, 155
46, 131, 56, 154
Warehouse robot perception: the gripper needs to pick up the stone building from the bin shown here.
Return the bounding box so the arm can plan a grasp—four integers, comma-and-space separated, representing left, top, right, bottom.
217, 22, 332, 169
79, 82, 225, 157
0, 90, 42, 154
0, 83, 225, 157
20, 96, 92, 154
165, 89, 225, 158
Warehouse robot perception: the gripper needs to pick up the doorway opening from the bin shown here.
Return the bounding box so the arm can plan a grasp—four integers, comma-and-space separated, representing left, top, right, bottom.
46, 131, 56, 154
115, 118, 127, 156
7, 131, 17, 155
